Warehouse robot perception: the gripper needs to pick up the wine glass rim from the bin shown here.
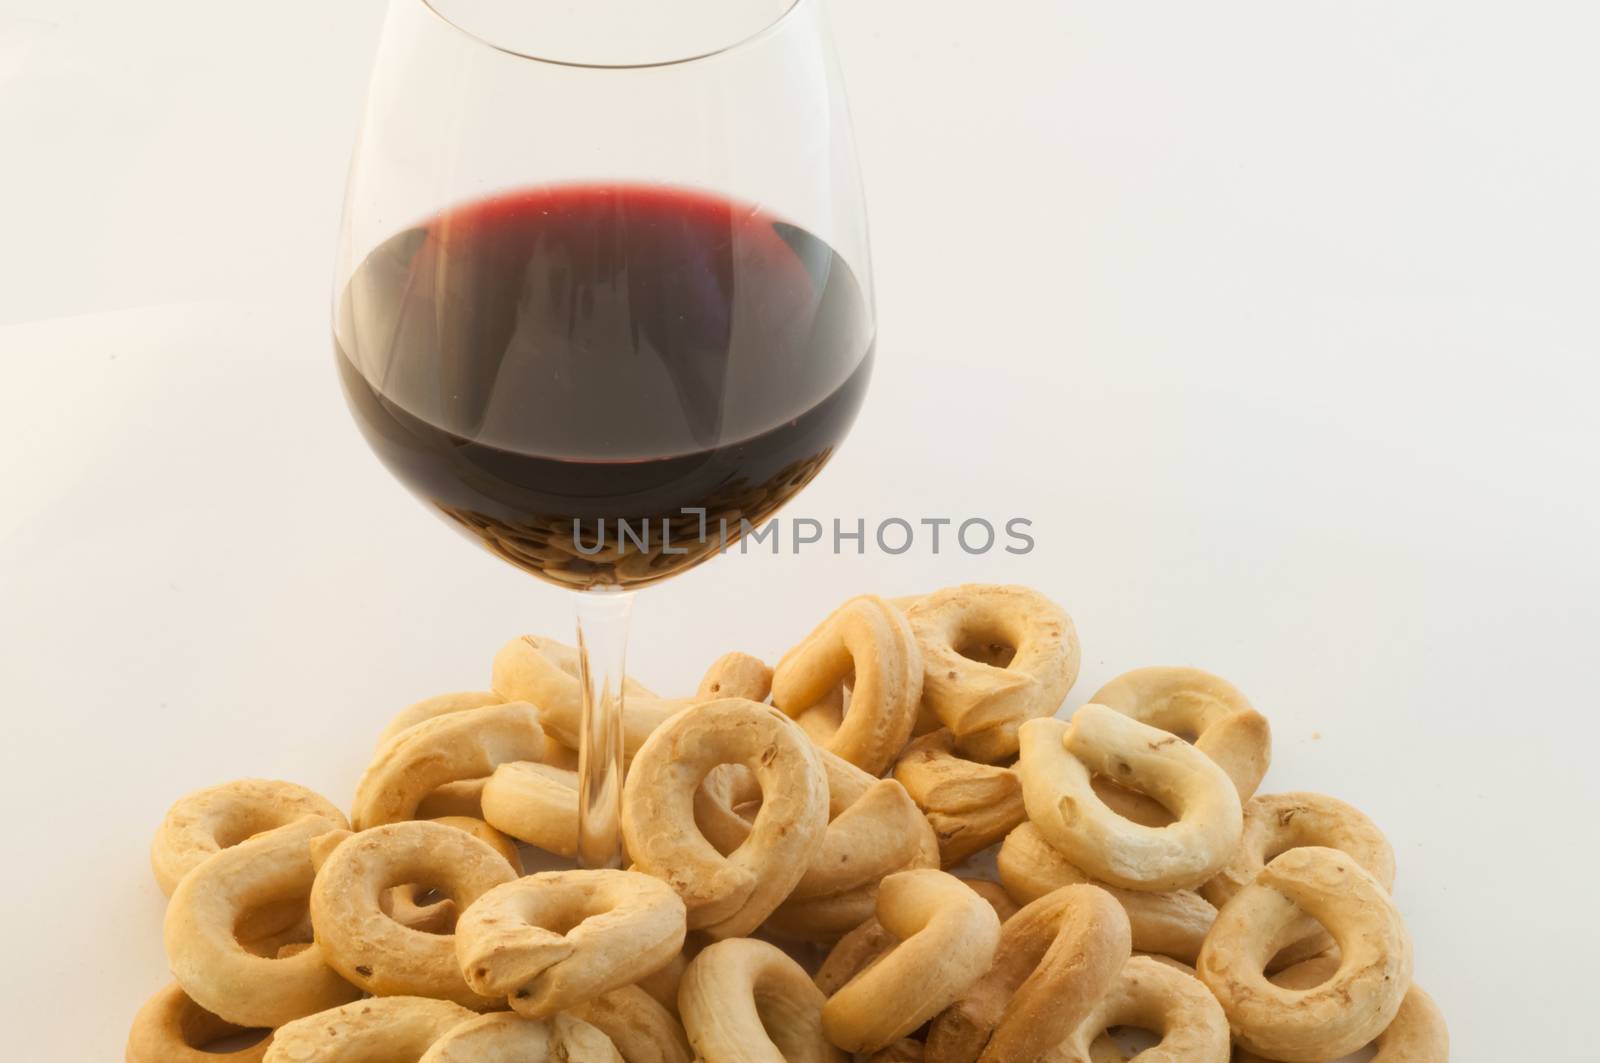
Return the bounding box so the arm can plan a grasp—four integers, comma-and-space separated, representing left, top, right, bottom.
415, 0, 808, 70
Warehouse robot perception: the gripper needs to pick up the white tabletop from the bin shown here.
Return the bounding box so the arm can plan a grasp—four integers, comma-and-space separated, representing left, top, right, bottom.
4, 2, 1597, 1058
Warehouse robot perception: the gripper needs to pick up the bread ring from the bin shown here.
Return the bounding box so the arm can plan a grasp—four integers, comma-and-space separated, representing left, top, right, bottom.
927, 884, 1131, 1063
1045, 955, 1230, 1063
416, 777, 489, 819
309, 820, 518, 1008
418, 1012, 623, 1062
377, 691, 504, 749
772, 595, 924, 773
996, 824, 1217, 964
820, 869, 1003, 1053
151, 779, 348, 896
481, 761, 580, 857
814, 915, 895, 996
1202, 792, 1395, 967
492, 635, 681, 758
455, 869, 686, 1017
762, 816, 939, 943
697, 652, 774, 703
381, 817, 524, 933
621, 699, 829, 938
1017, 708, 1243, 891
1231, 954, 1449, 1063
960, 878, 1019, 923
126, 983, 270, 1063
679, 938, 846, 1063
262, 996, 474, 1063
1197, 847, 1413, 1061
1090, 667, 1272, 800
870, 1042, 925, 1062
894, 730, 1026, 866
165, 816, 360, 1027
635, 949, 693, 1014
571, 985, 694, 1063
905, 585, 1079, 757
353, 701, 545, 829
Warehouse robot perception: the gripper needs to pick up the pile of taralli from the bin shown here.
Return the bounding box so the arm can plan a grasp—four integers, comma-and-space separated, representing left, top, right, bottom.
133, 584, 1447, 1062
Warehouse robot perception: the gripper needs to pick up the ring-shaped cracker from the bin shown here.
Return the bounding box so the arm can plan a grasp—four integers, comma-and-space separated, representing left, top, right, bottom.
772, 595, 924, 774
679, 938, 846, 1063
418, 1012, 623, 1062
927, 884, 1132, 1063
1202, 791, 1395, 965
1090, 667, 1271, 800
126, 983, 271, 1063
151, 779, 347, 896
1197, 847, 1413, 1062
165, 816, 360, 1027
621, 699, 829, 939
996, 823, 1217, 965
1045, 955, 1231, 1063
894, 730, 1026, 866
1231, 954, 1449, 1063
763, 818, 940, 943
1017, 708, 1243, 891
697, 652, 774, 703
820, 869, 1003, 1053
482, 761, 580, 857
353, 702, 546, 830
906, 585, 1079, 757
309, 820, 518, 1008
376, 691, 505, 749
571, 986, 694, 1063
492, 635, 681, 758
455, 869, 686, 1017
262, 996, 474, 1062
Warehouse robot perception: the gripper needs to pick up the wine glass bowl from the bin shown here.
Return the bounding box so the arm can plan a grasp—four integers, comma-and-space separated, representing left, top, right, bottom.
333, 0, 874, 864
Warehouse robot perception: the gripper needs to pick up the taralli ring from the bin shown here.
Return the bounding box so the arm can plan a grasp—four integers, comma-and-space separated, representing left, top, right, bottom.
376, 690, 505, 749
382, 816, 524, 934
1046, 955, 1231, 1063
893, 730, 1026, 866
905, 584, 1079, 759
571, 986, 694, 1063
353, 701, 546, 830
126, 983, 271, 1063
820, 869, 1002, 1053
772, 595, 924, 774
481, 761, 580, 857
621, 699, 829, 938
1090, 666, 1272, 800
309, 819, 519, 1008
492, 635, 682, 758
262, 996, 475, 1062
697, 652, 774, 703
151, 779, 348, 896
926, 884, 1132, 1063
165, 816, 361, 1027
996, 823, 1217, 965
455, 869, 687, 1017
1201, 791, 1396, 964
1231, 954, 1450, 1063
679, 938, 845, 1063
1197, 847, 1414, 1061
1017, 707, 1243, 891
418, 1012, 623, 1062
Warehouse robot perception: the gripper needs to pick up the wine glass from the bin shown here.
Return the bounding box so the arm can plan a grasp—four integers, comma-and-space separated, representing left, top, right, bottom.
332, 0, 875, 868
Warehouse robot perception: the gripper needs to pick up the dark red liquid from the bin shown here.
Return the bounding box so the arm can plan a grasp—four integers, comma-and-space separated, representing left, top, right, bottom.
335, 184, 874, 589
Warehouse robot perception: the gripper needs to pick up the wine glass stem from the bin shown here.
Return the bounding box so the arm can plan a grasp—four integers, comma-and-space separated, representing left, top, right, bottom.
574, 587, 634, 869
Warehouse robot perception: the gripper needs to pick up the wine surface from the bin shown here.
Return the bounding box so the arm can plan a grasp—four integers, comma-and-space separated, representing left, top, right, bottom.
336, 183, 874, 588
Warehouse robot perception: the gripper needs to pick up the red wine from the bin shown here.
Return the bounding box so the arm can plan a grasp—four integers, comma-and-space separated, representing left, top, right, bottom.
335, 184, 873, 589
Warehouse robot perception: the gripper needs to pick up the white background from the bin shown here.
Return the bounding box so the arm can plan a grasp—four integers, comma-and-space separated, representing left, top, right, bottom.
3, 2, 1596, 1058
